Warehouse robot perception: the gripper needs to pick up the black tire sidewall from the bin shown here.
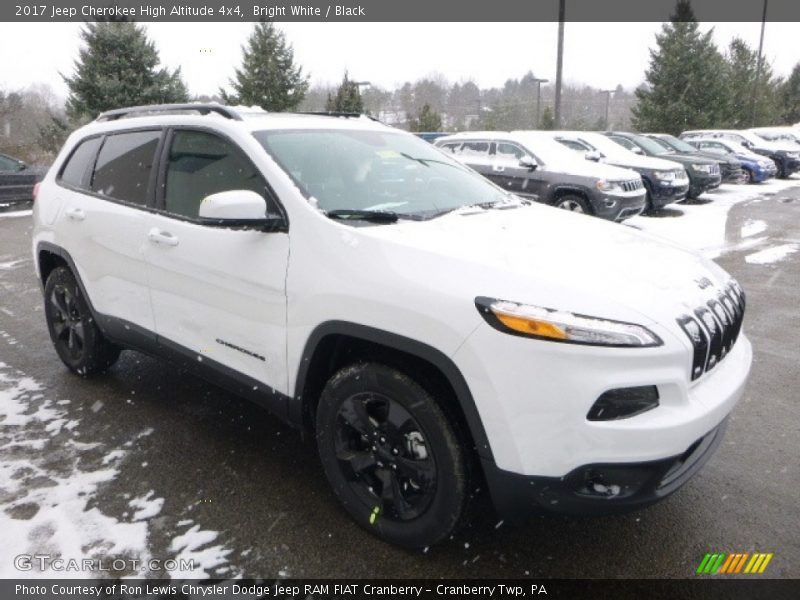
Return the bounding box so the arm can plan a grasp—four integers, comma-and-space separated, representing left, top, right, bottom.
43, 267, 117, 374
554, 194, 591, 214
316, 362, 467, 548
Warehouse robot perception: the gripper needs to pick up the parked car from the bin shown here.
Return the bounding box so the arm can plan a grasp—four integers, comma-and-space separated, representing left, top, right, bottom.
434, 131, 646, 221
33, 103, 751, 547
680, 129, 800, 179
549, 131, 690, 211
748, 127, 800, 147
604, 132, 721, 199
685, 138, 777, 183
643, 134, 745, 184
0, 153, 47, 204
414, 132, 452, 144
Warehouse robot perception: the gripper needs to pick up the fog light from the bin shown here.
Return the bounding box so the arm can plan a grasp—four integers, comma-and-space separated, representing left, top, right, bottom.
604, 198, 617, 208
587, 385, 659, 421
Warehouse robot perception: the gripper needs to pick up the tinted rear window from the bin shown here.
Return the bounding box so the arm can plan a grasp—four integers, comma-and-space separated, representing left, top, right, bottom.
91, 130, 161, 205
60, 137, 102, 188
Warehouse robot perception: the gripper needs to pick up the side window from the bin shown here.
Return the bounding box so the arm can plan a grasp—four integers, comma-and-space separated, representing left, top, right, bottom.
496, 143, 526, 162
460, 141, 490, 158
0, 155, 20, 171
439, 142, 461, 154
163, 130, 271, 220
557, 138, 589, 152
91, 131, 161, 205
59, 137, 102, 188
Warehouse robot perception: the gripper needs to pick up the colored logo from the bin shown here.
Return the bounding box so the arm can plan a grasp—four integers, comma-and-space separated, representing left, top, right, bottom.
697, 552, 773, 574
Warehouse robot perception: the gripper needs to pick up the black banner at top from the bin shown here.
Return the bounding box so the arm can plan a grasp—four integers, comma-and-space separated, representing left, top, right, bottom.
2, 0, 800, 22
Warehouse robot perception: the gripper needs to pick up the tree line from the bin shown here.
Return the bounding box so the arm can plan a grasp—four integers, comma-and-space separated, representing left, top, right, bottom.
2, 8, 799, 164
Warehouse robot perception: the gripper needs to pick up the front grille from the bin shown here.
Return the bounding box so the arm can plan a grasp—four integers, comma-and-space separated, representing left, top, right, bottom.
621, 179, 643, 192
710, 164, 721, 176
677, 280, 745, 380
675, 169, 689, 182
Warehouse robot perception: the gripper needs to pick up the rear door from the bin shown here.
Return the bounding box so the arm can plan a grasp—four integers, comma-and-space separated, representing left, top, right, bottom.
53, 130, 161, 334
0, 154, 35, 202
452, 140, 494, 179
143, 127, 289, 391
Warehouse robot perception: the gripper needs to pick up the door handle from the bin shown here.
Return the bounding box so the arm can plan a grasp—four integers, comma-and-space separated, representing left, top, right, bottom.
492, 165, 505, 172
65, 207, 85, 221
147, 228, 179, 247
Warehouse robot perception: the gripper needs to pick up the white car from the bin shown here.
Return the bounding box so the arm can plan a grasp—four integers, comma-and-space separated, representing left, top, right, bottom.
32, 104, 752, 548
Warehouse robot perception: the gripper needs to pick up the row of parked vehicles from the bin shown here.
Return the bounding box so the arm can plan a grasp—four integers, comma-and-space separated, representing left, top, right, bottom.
427, 126, 800, 221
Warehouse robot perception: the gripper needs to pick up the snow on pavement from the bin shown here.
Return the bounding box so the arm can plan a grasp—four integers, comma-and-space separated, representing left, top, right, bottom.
0, 360, 235, 578
745, 243, 799, 265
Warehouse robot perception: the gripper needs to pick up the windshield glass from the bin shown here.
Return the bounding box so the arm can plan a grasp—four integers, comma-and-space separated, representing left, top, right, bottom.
656, 135, 697, 153
572, 133, 638, 160
630, 134, 673, 155
253, 129, 511, 219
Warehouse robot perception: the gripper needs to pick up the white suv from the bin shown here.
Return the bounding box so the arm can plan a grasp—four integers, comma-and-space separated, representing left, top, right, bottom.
33, 104, 752, 548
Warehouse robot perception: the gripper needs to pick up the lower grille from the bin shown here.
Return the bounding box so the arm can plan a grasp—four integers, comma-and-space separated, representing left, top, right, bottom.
677, 280, 745, 380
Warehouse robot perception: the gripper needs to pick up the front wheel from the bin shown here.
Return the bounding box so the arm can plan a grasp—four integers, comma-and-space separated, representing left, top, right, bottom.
554, 194, 591, 214
315, 363, 469, 548
43, 266, 121, 375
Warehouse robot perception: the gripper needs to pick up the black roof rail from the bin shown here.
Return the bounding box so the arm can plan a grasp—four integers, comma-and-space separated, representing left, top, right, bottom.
96, 103, 243, 122
296, 111, 381, 122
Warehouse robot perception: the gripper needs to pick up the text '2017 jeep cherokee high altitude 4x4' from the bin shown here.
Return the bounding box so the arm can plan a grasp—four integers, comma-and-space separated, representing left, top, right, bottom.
33, 104, 752, 548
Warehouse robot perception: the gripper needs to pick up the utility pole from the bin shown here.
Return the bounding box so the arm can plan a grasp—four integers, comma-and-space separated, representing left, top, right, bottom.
554, 0, 565, 128
533, 78, 549, 128
751, 0, 768, 126
600, 89, 615, 130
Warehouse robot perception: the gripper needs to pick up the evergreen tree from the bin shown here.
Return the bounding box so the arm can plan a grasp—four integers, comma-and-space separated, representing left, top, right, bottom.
632, 0, 728, 134
779, 63, 800, 124
326, 72, 364, 113
540, 106, 555, 130
409, 104, 443, 132
222, 22, 308, 111
63, 21, 188, 120
724, 37, 782, 127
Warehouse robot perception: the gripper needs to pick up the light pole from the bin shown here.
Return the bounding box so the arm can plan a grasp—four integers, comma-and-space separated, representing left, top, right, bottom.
751, 0, 768, 126
600, 89, 615, 130
532, 78, 549, 128
554, 0, 565, 128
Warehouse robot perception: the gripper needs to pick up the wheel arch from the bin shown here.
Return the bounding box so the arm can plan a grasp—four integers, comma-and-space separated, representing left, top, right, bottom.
292, 321, 494, 463
551, 185, 594, 213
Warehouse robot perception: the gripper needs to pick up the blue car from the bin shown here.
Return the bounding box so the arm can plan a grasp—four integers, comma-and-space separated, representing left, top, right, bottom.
687, 139, 777, 183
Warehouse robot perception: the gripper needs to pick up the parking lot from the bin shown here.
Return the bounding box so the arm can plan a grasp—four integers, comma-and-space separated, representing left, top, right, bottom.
1, 177, 799, 579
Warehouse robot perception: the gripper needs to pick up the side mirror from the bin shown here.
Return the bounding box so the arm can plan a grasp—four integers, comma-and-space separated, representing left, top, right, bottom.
198, 190, 285, 231
585, 150, 602, 162
17, 161, 27, 171
630, 146, 644, 155
518, 155, 537, 171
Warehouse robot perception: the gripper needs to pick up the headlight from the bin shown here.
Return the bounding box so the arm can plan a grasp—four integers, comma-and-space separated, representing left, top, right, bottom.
788, 152, 800, 159
475, 297, 662, 347
653, 170, 676, 181
596, 179, 623, 192
692, 163, 713, 173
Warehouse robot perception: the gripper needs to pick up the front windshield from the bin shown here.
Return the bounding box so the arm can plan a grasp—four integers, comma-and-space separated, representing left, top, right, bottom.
574, 133, 638, 160
253, 128, 511, 219
630, 134, 673, 156
657, 135, 697, 153
736, 131, 769, 146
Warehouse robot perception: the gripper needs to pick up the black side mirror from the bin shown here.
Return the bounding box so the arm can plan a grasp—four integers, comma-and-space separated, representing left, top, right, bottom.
519, 156, 537, 171
17, 161, 27, 171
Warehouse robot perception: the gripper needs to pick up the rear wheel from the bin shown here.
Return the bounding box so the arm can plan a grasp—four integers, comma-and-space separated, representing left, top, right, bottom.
316, 362, 468, 548
43, 267, 121, 375
554, 194, 591, 214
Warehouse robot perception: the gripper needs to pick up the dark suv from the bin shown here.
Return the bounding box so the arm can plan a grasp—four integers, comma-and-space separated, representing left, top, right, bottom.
643, 134, 744, 184
0, 153, 47, 204
604, 132, 721, 199
681, 130, 800, 179
435, 131, 646, 221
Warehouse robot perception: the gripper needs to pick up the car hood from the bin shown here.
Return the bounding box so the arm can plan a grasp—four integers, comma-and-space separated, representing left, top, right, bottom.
754, 140, 798, 153
542, 157, 640, 181
690, 151, 740, 166
356, 204, 731, 327
601, 153, 684, 171
649, 153, 717, 166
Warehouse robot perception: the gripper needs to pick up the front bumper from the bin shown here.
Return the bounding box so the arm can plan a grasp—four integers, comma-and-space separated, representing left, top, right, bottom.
593, 190, 647, 222
649, 181, 689, 208
688, 172, 722, 197
484, 418, 728, 517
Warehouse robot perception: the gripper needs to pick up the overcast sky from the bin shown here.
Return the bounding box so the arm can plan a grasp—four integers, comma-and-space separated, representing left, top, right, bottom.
0, 22, 797, 100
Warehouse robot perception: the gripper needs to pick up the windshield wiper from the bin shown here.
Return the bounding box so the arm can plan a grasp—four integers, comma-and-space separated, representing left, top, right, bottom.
399, 152, 458, 168
326, 209, 399, 223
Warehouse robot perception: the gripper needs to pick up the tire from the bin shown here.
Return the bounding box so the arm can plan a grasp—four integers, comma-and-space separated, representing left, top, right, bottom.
43, 266, 121, 375
553, 194, 591, 214
742, 168, 754, 184
315, 362, 468, 548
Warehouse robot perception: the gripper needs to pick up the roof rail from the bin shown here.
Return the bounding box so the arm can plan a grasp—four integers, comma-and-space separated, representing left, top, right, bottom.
96, 103, 243, 122
297, 111, 381, 122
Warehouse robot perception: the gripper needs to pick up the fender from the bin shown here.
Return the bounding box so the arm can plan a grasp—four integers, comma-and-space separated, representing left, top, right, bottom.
550, 183, 593, 202
292, 321, 495, 460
